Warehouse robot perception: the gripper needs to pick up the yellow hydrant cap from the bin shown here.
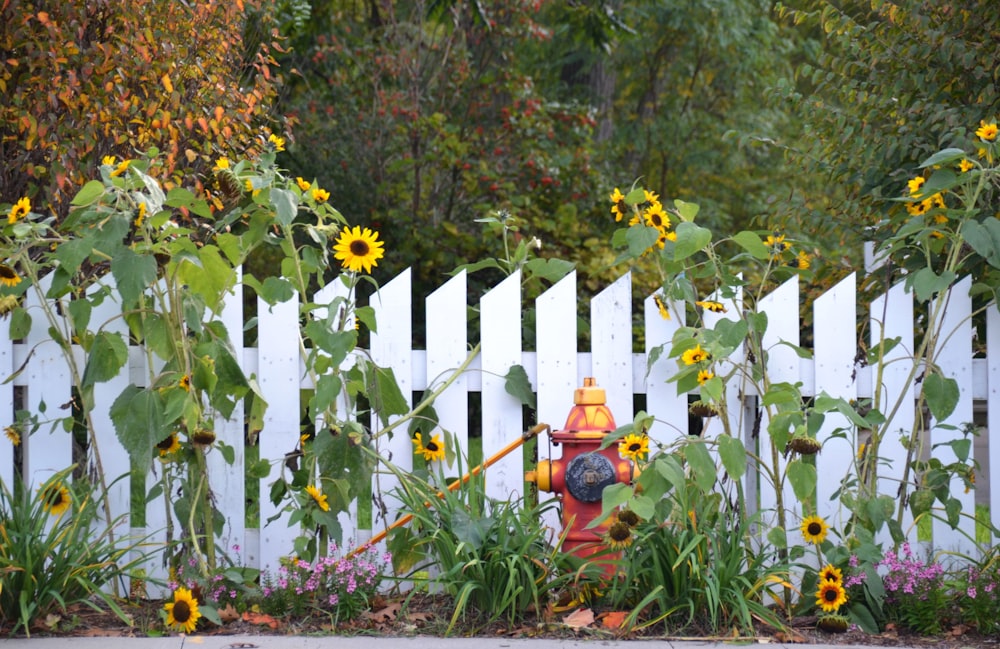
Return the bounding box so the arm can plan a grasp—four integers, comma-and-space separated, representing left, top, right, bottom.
574, 377, 606, 405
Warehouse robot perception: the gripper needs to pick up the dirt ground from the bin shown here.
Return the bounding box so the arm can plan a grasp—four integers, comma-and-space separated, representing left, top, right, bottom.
9, 593, 999, 648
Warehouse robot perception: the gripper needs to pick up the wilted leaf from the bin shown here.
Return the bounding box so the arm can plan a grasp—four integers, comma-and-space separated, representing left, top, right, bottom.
562, 607, 594, 628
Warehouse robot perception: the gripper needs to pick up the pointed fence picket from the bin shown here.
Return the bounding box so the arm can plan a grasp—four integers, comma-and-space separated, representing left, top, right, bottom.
2, 267, 998, 578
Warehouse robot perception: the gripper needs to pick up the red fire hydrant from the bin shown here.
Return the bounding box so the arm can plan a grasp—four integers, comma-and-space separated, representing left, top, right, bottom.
525, 378, 633, 562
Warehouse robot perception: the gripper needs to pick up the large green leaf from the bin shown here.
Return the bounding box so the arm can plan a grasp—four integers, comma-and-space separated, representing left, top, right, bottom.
961, 218, 1000, 269
503, 364, 536, 409
684, 439, 717, 492
81, 331, 128, 387
673, 222, 712, 261
369, 364, 410, 426
109, 385, 171, 461
787, 459, 816, 504
717, 433, 746, 481
110, 247, 157, 307
923, 372, 959, 421
731, 231, 769, 259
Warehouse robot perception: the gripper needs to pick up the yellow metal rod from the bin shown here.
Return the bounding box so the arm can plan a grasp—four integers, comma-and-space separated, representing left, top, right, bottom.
349, 423, 551, 557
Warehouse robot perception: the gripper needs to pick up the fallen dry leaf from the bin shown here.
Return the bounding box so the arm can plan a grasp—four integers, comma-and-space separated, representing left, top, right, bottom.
562, 607, 595, 629
773, 629, 807, 643
600, 611, 628, 630
217, 603, 240, 623
241, 611, 280, 630
363, 601, 401, 624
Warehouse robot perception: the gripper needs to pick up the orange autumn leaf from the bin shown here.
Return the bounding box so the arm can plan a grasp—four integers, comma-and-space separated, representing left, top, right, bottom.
161, 73, 173, 94
242, 611, 279, 629
601, 611, 628, 630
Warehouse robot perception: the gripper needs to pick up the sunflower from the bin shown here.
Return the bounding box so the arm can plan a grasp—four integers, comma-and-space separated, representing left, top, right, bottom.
604, 520, 634, 551
191, 428, 216, 446
800, 515, 829, 545
959, 158, 975, 173
695, 300, 726, 313
653, 294, 670, 320
644, 203, 670, 230
0, 265, 21, 288
412, 432, 446, 463
164, 586, 202, 633
815, 579, 848, 613
616, 508, 641, 528
40, 482, 71, 517
609, 187, 628, 222
213, 157, 230, 171
8, 197, 30, 224
681, 344, 710, 365
268, 133, 286, 151
618, 433, 649, 462
818, 563, 842, 584
976, 120, 998, 142
179, 375, 191, 392
794, 250, 812, 270
4, 426, 20, 446
110, 159, 131, 177
296, 177, 311, 191
102, 155, 117, 166
764, 233, 791, 252
157, 433, 181, 457
134, 202, 147, 228
906, 175, 926, 196
333, 225, 385, 274
697, 369, 714, 385
305, 484, 330, 512
311, 187, 330, 203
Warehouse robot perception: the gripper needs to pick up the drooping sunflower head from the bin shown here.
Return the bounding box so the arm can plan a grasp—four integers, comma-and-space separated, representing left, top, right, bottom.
333, 225, 386, 274
681, 344, 710, 366
616, 508, 641, 528
305, 484, 330, 512
653, 294, 670, 320
40, 482, 71, 517
164, 586, 202, 633
816, 613, 849, 633
815, 579, 847, 613
412, 432, 446, 463
604, 520, 634, 551
695, 300, 726, 313
157, 433, 182, 457
618, 433, 649, 462
800, 514, 829, 545
0, 264, 21, 288
818, 563, 842, 584
609, 187, 628, 222
191, 428, 216, 446
4, 426, 20, 446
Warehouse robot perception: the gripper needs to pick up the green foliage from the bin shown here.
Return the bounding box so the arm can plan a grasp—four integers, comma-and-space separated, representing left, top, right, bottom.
776, 0, 1000, 250
0, 468, 147, 636
603, 446, 786, 635
390, 469, 582, 633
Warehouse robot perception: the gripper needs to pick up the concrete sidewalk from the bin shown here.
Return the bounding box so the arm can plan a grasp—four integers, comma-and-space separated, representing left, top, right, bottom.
0, 637, 922, 649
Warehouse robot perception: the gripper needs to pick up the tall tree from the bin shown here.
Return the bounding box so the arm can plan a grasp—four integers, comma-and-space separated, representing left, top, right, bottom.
0, 1, 284, 217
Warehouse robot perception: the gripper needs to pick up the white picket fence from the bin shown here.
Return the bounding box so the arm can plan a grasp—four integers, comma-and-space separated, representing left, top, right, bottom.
1, 268, 998, 584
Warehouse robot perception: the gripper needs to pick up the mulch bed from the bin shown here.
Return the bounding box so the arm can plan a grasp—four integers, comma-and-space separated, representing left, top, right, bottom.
10, 593, 1000, 648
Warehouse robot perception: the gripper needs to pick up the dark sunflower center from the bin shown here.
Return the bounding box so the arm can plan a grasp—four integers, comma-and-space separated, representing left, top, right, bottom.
609, 524, 630, 541
349, 240, 370, 256
616, 200, 627, 214
628, 443, 642, 452
650, 215, 664, 227
807, 522, 822, 535
823, 589, 838, 602
173, 601, 191, 622
426, 441, 439, 452
0, 267, 15, 279
157, 436, 175, 450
